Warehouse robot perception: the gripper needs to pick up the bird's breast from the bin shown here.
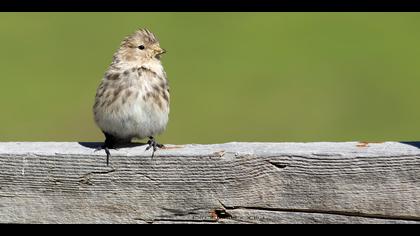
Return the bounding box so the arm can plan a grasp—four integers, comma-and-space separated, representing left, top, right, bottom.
94, 65, 170, 139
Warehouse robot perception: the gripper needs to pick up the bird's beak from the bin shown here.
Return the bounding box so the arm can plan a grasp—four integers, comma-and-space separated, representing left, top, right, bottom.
154, 46, 166, 55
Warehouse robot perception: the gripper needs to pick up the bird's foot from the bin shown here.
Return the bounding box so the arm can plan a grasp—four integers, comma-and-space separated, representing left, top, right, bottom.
94, 144, 116, 166
145, 137, 164, 158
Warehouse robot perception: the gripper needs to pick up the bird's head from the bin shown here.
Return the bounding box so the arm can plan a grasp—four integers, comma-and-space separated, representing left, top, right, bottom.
117, 28, 166, 63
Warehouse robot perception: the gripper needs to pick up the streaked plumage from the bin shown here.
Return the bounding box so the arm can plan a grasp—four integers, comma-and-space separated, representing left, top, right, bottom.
93, 29, 169, 164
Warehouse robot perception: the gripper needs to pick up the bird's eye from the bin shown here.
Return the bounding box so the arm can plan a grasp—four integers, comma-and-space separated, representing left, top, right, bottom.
138, 45, 145, 50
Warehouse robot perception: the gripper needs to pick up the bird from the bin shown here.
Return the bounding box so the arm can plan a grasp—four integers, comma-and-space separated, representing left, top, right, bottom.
93, 28, 170, 165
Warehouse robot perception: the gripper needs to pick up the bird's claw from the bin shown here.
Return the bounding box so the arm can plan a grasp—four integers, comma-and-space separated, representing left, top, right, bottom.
145, 138, 164, 158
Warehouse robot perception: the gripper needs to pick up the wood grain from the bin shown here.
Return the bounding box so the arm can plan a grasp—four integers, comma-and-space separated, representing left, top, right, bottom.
0, 141, 419, 224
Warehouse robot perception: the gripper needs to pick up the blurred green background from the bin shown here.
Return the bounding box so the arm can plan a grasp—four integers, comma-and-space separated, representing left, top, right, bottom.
1, 12, 420, 143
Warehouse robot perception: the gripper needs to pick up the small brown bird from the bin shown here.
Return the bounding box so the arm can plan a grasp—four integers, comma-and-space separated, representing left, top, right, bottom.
93, 28, 170, 165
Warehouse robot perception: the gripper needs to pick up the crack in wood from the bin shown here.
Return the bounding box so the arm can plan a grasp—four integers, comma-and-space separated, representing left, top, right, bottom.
138, 218, 217, 224
79, 167, 116, 185
134, 213, 217, 224
217, 202, 420, 222
137, 173, 158, 182
212, 209, 232, 219
160, 207, 203, 216
266, 160, 289, 169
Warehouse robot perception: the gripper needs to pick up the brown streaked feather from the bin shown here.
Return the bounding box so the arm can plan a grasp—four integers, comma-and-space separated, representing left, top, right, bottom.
107, 73, 121, 81
152, 84, 161, 93
162, 90, 169, 103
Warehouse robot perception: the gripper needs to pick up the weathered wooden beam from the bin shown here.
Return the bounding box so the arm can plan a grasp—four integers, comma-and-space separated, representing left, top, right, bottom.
0, 142, 419, 224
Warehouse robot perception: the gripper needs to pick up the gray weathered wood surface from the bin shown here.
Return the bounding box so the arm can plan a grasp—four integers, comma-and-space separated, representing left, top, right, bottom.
0, 141, 419, 224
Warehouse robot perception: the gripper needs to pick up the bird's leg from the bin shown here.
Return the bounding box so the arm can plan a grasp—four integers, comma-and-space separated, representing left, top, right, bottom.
95, 132, 118, 166
145, 136, 164, 158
